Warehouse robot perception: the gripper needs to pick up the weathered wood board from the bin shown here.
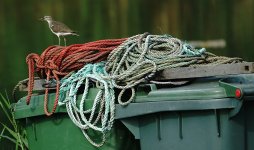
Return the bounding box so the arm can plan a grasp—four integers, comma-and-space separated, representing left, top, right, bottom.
155, 62, 254, 80
19, 62, 254, 91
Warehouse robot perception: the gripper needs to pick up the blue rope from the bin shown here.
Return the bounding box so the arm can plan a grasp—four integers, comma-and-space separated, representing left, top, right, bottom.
57, 33, 238, 147
182, 43, 206, 56
58, 62, 115, 147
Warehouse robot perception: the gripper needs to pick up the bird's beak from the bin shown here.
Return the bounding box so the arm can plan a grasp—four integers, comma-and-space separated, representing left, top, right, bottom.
39, 17, 44, 21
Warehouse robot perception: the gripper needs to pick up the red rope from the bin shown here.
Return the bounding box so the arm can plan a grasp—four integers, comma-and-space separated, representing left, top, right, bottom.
26, 38, 126, 116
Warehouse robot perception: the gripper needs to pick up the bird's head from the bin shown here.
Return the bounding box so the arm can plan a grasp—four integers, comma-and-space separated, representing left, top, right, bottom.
39, 16, 53, 22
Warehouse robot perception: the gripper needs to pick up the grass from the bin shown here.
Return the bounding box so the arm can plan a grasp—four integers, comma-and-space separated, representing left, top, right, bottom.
0, 93, 28, 150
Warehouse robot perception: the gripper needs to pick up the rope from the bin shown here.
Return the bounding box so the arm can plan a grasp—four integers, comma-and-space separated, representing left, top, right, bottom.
105, 33, 242, 105
59, 62, 114, 147
23, 33, 243, 146
12, 77, 40, 102
26, 38, 125, 116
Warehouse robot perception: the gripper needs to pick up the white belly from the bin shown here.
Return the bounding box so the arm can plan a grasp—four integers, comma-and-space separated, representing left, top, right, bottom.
55, 32, 73, 36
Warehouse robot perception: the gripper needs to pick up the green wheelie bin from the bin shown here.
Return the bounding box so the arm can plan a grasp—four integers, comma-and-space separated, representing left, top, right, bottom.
14, 74, 254, 150
14, 88, 139, 150
115, 74, 254, 150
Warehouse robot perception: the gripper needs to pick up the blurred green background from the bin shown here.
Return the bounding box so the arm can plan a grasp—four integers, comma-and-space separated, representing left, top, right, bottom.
1, 0, 254, 149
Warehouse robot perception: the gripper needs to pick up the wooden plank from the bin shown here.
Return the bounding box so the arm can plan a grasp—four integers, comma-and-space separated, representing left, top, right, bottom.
19, 79, 56, 92
156, 62, 254, 80
19, 62, 254, 91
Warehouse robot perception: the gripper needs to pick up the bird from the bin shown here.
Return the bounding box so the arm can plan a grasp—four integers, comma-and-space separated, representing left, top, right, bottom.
40, 16, 79, 46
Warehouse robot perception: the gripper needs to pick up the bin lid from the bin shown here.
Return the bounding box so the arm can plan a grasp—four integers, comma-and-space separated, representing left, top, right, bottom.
15, 75, 254, 119
14, 88, 99, 119
135, 78, 227, 103
115, 74, 254, 119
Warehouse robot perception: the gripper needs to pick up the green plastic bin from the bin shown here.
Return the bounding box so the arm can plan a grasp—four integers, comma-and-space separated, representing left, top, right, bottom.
115, 74, 254, 150
14, 89, 139, 150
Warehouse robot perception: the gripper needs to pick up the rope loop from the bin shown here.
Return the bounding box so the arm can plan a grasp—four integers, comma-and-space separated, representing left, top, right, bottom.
25, 38, 125, 116
105, 33, 242, 105
59, 62, 115, 147
117, 88, 135, 106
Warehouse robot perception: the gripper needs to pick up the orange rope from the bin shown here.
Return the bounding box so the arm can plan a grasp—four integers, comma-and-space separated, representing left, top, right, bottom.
26, 38, 126, 116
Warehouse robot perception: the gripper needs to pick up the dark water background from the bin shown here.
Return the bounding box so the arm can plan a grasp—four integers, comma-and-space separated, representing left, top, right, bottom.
1, 0, 254, 149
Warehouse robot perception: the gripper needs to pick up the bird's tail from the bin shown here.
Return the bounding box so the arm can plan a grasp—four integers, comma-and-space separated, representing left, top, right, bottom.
72, 32, 79, 36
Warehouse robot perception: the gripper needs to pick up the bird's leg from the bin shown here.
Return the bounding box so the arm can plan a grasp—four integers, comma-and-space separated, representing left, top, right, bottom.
58, 36, 61, 46
64, 37, 66, 46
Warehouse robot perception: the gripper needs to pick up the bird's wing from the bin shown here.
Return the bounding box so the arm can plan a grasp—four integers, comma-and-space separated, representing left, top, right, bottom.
51, 21, 74, 33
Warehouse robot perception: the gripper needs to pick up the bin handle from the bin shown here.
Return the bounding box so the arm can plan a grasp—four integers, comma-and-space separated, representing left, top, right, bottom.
219, 77, 254, 99
219, 77, 254, 118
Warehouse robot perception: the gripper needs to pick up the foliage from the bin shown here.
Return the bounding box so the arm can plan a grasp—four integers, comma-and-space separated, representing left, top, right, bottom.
0, 93, 28, 150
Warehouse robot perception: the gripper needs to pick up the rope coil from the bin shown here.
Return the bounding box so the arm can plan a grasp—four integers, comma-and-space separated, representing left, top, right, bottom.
105, 33, 242, 104
59, 62, 114, 147
26, 38, 126, 116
